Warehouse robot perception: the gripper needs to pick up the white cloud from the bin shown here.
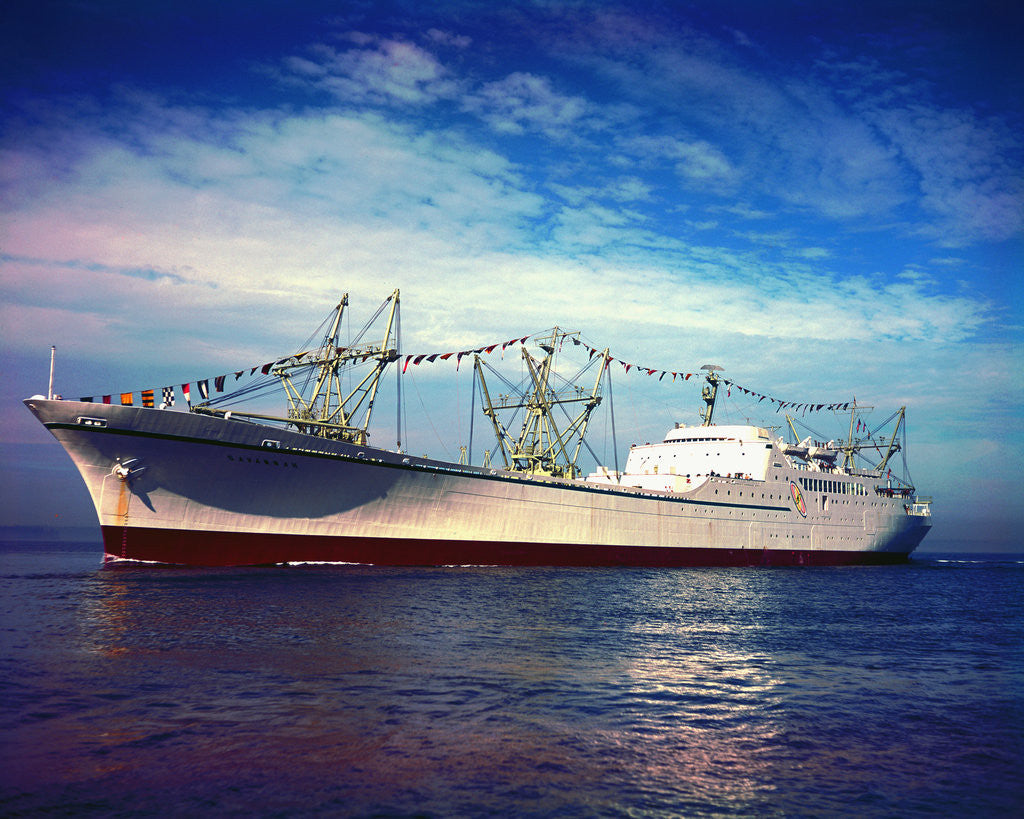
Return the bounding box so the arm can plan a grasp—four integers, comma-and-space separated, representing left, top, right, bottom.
424, 29, 472, 49
561, 17, 1019, 230
584, 40, 908, 218
548, 175, 651, 206
794, 247, 830, 260
1, 104, 557, 377
604, 176, 652, 202
281, 37, 460, 105
462, 72, 590, 138
870, 104, 1024, 245
713, 204, 773, 220
617, 134, 737, 188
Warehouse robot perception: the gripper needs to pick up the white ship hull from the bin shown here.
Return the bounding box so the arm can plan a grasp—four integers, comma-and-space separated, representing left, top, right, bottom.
26, 398, 931, 566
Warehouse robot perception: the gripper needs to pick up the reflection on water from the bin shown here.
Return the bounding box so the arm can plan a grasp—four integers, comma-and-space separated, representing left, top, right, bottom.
2, 551, 1022, 816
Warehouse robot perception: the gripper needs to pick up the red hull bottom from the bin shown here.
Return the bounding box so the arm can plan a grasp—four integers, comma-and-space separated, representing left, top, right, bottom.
102, 526, 911, 568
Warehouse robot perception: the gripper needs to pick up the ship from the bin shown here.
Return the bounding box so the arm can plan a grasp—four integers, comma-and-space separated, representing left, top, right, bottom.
25, 290, 932, 566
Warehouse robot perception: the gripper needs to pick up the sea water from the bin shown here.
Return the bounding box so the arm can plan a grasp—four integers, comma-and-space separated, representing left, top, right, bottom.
1, 541, 1022, 817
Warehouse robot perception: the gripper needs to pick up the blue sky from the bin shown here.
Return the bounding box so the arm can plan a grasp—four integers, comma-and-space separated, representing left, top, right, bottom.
2, 0, 1022, 548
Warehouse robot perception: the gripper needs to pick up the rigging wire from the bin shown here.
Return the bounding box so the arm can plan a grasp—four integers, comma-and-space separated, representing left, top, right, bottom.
869, 408, 901, 438
786, 415, 833, 444
406, 370, 452, 460
608, 364, 620, 478
901, 418, 914, 488
197, 303, 343, 410
468, 369, 476, 466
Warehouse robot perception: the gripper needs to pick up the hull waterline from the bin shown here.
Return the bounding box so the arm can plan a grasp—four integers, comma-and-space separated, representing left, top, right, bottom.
101, 525, 914, 567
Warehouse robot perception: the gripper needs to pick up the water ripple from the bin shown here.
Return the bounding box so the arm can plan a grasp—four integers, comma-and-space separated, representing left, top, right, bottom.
1, 551, 1022, 816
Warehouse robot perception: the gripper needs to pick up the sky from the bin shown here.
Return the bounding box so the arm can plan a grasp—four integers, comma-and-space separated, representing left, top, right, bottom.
1, 0, 1022, 550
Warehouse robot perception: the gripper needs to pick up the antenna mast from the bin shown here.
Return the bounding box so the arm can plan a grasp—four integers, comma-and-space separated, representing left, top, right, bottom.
48, 346, 55, 400
699, 365, 723, 426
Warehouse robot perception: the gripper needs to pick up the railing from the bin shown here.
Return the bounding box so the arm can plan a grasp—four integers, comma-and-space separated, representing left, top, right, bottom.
876, 486, 914, 498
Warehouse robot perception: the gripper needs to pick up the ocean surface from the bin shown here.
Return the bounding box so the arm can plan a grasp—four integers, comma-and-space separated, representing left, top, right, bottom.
1, 542, 1022, 817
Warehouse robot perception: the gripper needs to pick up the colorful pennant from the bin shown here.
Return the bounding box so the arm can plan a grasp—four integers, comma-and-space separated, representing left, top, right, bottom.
74, 332, 852, 418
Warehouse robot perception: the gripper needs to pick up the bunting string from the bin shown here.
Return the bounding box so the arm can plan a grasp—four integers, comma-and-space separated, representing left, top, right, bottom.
75, 334, 851, 416
722, 378, 854, 416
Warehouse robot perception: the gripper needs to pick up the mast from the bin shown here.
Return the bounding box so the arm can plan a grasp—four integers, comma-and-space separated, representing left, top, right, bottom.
786, 414, 801, 443
840, 402, 865, 472
876, 407, 905, 474
475, 329, 609, 479
306, 294, 349, 419
48, 346, 55, 400
475, 354, 513, 470
280, 289, 399, 443
192, 290, 400, 445
699, 365, 723, 426
846, 402, 857, 467
568, 345, 611, 469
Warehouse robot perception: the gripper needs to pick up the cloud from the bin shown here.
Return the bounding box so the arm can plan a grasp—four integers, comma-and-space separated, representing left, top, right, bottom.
605, 176, 652, 202
548, 175, 651, 207
713, 204, 774, 220
424, 28, 472, 49
870, 105, 1024, 246
928, 256, 966, 267
547, 11, 1011, 241
264, 12, 1023, 254
281, 36, 460, 105
462, 72, 590, 138
771, 91, 908, 219
563, 32, 910, 218
2, 43, 1002, 357
813, 53, 1024, 246
1, 100, 559, 374
617, 135, 737, 188
0, 27, 1005, 407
